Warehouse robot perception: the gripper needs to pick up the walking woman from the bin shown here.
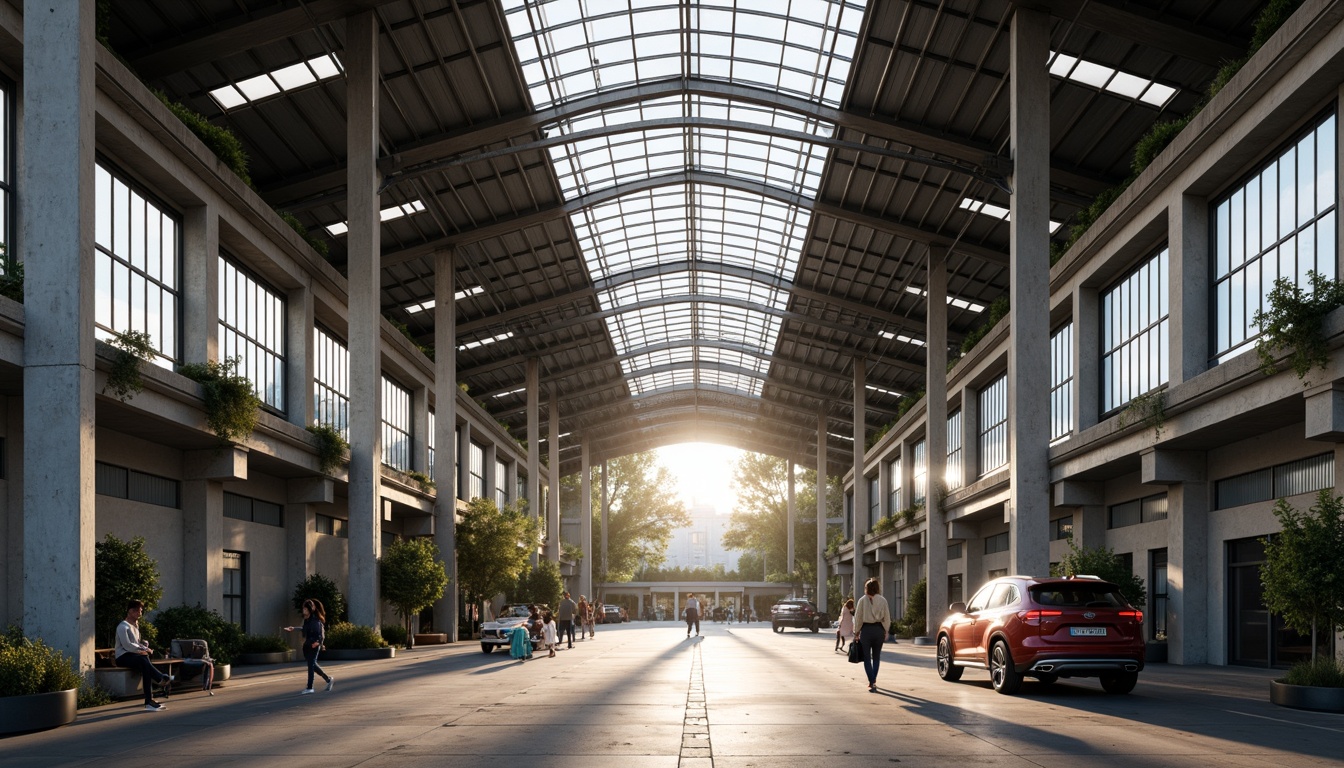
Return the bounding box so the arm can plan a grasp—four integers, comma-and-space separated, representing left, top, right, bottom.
285, 598, 334, 694
834, 597, 856, 653
854, 579, 891, 692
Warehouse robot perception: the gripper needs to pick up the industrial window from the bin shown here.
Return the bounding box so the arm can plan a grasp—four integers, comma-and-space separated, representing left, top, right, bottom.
1214, 110, 1337, 362
315, 513, 347, 538
219, 254, 286, 412
987, 568, 1008, 580
1101, 247, 1169, 413
496, 459, 509, 508
94, 461, 179, 508
911, 439, 927, 506
1150, 549, 1168, 641
313, 326, 349, 438
381, 375, 412, 471
94, 161, 180, 364
427, 409, 436, 479
223, 491, 282, 527
948, 574, 963, 605
984, 531, 1009, 555
0, 76, 11, 275
1050, 515, 1074, 541
1215, 452, 1334, 509
945, 409, 963, 490
517, 472, 527, 505
979, 375, 1008, 475
867, 475, 879, 529
887, 457, 901, 514
1108, 493, 1167, 529
469, 441, 486, 500
947, 542, 962, 560
222, 551, 246, 631
1050, 322, 1074, 442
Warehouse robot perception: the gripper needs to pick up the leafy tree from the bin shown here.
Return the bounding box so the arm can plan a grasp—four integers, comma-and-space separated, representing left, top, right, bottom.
1050, 540, 1147, 607
95, 535, 164, 648
456, 497, 539, 609
893, 578, 927, 637
560, 452, 691, 585
292, 573, 347, 623
511, 559, 563, 608
1260, 490, 1344, 661
380, 537, 449, 649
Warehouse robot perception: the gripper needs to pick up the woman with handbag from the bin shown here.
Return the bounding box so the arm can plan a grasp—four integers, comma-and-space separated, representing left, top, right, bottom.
853, 579, 891, 692
834, 598, 855, 653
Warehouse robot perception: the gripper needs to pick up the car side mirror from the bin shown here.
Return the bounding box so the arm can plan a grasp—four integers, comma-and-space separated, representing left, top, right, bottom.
949, 602, 967, 614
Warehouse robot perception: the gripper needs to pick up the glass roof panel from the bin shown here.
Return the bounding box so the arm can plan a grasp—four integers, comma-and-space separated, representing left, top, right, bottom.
629, 368, 696, 395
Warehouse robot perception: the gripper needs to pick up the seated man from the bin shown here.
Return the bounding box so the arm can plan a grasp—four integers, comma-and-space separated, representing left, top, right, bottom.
115, 599, 174, 711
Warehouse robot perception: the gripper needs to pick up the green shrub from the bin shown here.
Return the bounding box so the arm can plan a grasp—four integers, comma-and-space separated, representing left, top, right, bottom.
237, 633, 290, 654
380, 624, 409, 648
1050, 540, 1147, 607
151, 604, 243, 666
178, 357, 261, 442
77, 682, 114, 709
277, 210, 330, 258
0, 627, 81, 697
153, 90, 252, 187
307, 423, 349, 475
893, 578, 927, 638
292, 573, 348, 623
323, 622, 389, 650
0, 258, 22, 303
959, 296, 1011, 356
1282, 656, 1344, 688
104, 330, 157, 402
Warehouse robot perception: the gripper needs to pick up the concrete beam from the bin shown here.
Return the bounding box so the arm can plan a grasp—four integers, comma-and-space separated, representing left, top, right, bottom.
1304, 382, 1344, 441
185, 447, 249, 481
1053, 479, 1104, 507
287, 477, 335, 505
947, 520, 978, 541
1141, 448, 1206, 485
895, 540, 922, 556
874, 547, 902, 562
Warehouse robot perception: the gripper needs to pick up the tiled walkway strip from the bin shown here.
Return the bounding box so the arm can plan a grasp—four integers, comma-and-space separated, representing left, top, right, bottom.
680, 641, 711, 767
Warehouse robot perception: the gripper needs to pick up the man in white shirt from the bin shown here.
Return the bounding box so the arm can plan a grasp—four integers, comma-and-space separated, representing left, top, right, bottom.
684, 593, 701, 637
115, 599, 174, 711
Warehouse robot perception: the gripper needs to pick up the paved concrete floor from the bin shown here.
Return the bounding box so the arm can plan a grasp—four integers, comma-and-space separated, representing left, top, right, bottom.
2, 621, 1341, 767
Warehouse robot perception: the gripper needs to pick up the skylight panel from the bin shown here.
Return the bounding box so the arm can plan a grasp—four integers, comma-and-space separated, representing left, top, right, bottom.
629, 369, 696, 395
960, 197, 1065, 234
492, 387, 526, 399
903, 286, 986, 314
404, 286, 484, 313
459, 331, 513, 351
878, 331, 924, 347
1048, 50, 1177, 108
325, 200, 426, 236
209, 54, 343, 111
866, 384, 905, 398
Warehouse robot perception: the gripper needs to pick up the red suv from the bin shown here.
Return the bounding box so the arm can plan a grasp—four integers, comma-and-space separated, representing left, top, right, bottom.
936, 575, 1145, 695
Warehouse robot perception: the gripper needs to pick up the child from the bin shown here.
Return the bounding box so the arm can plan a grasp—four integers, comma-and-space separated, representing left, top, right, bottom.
541, 612, 558, 658
835, 598, 856, 653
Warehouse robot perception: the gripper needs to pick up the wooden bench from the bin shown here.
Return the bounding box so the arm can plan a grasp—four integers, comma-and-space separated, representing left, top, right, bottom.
93, 649, 184, 700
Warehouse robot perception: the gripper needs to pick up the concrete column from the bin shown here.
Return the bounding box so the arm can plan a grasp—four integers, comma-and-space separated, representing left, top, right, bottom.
1142, 449, 1208, 665
786, 460, 795, 574
286, 286, 315, 427
1073, 288, 1101, 432
547, 389, 560, 561
344, 10, 382, 628
1171, 194, 1210, 385
526, 358, 540, 566
411, 385, 429, 474
21, 0, 96, 669
816, 407, 828, 612
457, 422, 472, 500
285, 502, 316, 604
925, 249, 949, 632
1008, 7, 1052, 579
506, 460, 518, 506
600, 459, 609, 590
3, 397, 24, 626
182, 204, 219, 365
181, 480, 224, 613
580, 438, 593, 600
433, 247, 458, 641
852, 358, 868, 602
961, 386, 979, 485
1054, 480, 1106, 550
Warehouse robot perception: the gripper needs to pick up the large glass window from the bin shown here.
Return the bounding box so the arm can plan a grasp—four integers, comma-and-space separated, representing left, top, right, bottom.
912, 439, 927, 506
94, 161, 180, 363
381, 376, 412, 471
868, 475, 880, 529
1102, 247, 1169, 413
0, 77, 10, 274
1215, 452, 1334, 509
223, 551, 246, 631
496, 459, 509, 508
469, 441, 486, 500
1108, 493, 1168, 529
95, 461, 179, 508
1215, 111, 1337, 362
945, 409, 963, 490
984, 531, 1009, 555
1150, 548, 1168, 641
1050, 322, 1074, 442
219, 255, 286, 412
428, 409, 436, 478
313, 326, 349, 437
979, 375, 1008, 475
887, 457, 901, 514
223, 492, 282, 527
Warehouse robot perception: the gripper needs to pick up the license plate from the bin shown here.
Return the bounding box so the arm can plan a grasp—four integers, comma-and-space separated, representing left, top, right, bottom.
1070, 627, 1107, 637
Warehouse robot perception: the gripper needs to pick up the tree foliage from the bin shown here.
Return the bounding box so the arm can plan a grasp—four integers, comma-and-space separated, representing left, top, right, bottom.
380, 537, 449, 645
511, 559, 563, 608
292, 573, 347, 623
95, 534, 164, 648
1260, 490, 1344, 657
561, 451, 690, 584
456, 497, 539, 606
1050, 540, 1147, 607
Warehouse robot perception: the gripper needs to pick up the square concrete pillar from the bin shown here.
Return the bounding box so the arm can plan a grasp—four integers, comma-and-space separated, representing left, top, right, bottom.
852, 357, 869, 600
433, 247, 459, 640
1170, 194, 1210, 385
547, 389, 560, 561
924, 249, 949, 633
286, 286, 315, 428
181, 480, 224, 613
182, 205, 219, 366
816, 407, 828, 612
1167, 481, 1209, 665
285, 502, 317, 605
1053, 480, 1106, 550
1073, 288, 1101, 432
412, 385, 429, 474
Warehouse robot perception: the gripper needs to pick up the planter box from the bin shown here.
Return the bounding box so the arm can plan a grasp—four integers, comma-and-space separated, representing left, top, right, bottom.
321, 647, 395, 661
413, 633, 448, 645
1270, 680, 1344, 712
0, 689, 77, 735
236, 650, 294, 665
1146, 642, 1168, 663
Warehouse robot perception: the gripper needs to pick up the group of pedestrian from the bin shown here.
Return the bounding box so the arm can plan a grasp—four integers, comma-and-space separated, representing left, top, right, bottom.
513, 592, 600, 662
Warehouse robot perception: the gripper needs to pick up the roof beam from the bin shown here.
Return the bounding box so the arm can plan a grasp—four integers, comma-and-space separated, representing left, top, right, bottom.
1043, 0, 1246, 69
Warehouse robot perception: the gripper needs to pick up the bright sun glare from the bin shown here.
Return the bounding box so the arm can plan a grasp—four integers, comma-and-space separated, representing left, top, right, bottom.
654, 443, 745, 514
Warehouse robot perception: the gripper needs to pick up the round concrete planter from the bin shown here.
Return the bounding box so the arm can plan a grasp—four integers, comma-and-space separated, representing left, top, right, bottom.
235, 650, 293, 665
320, 647, 395, 661
1270, 680, 1344, 712
0, 688, 77, 735
215, 663, 231, 682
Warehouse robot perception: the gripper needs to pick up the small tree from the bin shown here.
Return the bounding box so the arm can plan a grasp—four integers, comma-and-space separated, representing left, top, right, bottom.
380, 537, 449, 649
95, 535, 164, 648
1260, 490, 1344, 662
456, 498, 539, 615
292, 573, 347, 623
511, 559, 563, 608
1051, 539, 1147, 608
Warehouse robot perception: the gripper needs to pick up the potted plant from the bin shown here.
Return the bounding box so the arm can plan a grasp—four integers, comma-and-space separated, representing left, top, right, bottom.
379, 537, 448, 649
235, 633, 294, 665
1261, 490, 1344, 712
0, 627, 82, 735
321, 622, 394, 660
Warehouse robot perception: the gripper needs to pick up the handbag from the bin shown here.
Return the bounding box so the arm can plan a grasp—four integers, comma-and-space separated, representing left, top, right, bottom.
847, 640, 863, 663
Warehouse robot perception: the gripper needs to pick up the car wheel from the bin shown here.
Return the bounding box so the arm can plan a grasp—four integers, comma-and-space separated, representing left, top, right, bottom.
772, 622, 783, 633
936, 635, 963, 681
480, 642, 493, 654
810, 620, 819, 633
989, 640, 1023, 695
1034, 673, 1058, 685
1100, 671, 1138, 694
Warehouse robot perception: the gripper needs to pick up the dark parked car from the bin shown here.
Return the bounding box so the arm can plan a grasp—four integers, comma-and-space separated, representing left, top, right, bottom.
770, 599, 827, 633
935, 575, 1145, 695
597, 604, 628, 623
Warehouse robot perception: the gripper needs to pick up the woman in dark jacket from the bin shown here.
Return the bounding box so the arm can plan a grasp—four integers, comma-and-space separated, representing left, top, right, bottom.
285, 598, 334, 694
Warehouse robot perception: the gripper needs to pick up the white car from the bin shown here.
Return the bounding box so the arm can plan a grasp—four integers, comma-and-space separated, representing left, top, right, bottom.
479, 604, 545, 654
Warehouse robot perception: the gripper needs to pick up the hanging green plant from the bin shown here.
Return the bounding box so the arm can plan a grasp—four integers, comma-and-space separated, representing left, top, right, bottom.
959, 296, 1011, 356
178, 357, 261, 442
0, 256, 22, 303
1253, 271, 1344, 383
306, 423, 349, 474
406, 470, 436, 493
1118, 389, 1167, 438
152, 90, 252, 188
103, 330, 156, 402
276, 210, 330, 258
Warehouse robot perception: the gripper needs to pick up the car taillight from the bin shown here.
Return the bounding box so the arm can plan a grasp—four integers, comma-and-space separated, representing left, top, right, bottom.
1117, 610, 1143, 623
1019, 609, 1062, 626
